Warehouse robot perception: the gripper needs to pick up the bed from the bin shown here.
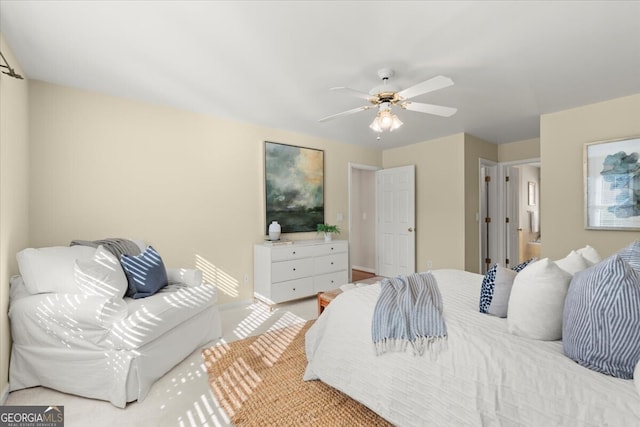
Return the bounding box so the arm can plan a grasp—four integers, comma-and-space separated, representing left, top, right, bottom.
304, 269, 640, 426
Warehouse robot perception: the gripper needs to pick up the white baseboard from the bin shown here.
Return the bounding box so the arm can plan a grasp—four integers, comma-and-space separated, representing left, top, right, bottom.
1, 383, 9, 405
352, 265, 375, 274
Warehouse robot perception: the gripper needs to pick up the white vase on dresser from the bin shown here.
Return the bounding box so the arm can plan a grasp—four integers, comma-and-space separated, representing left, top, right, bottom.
253, 240, 348, 305
268, 221, 281, 241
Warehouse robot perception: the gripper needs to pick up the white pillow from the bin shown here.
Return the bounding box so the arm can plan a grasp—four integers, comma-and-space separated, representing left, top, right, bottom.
507, 258, 572, 340
576, 245, 601, 265
487, 266, 518, 318
74, 245, 128, 298
555, 251, 591, 275
17, 245, 96, 294
166, 268, 203, 287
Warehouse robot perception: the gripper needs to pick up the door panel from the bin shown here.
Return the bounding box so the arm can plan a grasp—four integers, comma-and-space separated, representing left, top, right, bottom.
506, 167, 520, 268
480, 164, 499, 274
376, 165, 416, 277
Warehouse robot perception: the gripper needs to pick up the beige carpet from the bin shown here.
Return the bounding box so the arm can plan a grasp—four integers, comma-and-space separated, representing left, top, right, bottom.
203, 320, 392, 427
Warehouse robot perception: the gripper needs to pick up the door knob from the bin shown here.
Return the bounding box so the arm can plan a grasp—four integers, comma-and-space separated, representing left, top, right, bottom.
408, 227, 414, 232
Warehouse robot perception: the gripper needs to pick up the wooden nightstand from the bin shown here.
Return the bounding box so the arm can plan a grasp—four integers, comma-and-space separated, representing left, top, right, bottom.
317, 278, 382, 315
317, 288, 343, 315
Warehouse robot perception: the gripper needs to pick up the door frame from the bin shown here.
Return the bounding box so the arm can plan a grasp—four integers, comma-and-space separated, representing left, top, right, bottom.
479, 157, 540, 272
479, 159, 499, 273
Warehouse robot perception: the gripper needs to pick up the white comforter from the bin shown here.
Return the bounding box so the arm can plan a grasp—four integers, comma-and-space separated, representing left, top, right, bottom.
304, 269, 640, 426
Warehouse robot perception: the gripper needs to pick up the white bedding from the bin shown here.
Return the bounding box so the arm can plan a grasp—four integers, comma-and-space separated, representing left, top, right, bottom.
304, 269, 640, 426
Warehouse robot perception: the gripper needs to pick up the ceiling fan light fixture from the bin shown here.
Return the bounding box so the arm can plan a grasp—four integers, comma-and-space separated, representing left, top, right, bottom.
322, 68, 455, 137
369, 109, 403, 133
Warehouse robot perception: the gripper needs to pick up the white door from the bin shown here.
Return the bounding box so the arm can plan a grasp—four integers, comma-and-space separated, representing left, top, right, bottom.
504, 166, 520, 268
376, 165, 416, 277
480, 164, 499, 274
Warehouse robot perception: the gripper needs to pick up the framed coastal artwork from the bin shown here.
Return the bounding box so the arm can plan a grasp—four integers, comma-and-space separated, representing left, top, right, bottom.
584, 136, 640, 230
264, 141, 324, 233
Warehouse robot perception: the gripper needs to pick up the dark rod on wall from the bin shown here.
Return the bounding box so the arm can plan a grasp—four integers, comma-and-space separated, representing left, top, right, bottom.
0, 51, 24, 79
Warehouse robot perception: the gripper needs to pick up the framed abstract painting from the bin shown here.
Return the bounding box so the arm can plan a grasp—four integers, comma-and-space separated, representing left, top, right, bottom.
584, 136, 640, 230
264, 141, 324, 233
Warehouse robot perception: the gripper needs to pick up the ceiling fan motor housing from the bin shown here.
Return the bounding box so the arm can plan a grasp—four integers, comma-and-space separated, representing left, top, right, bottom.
369, 68, 400, 99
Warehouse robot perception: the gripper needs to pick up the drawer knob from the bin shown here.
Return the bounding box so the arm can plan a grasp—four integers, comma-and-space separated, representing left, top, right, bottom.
292, 251, 296, 254
293, 287, 296, 291
331, 262, 334, 265
293, 268, 296, 271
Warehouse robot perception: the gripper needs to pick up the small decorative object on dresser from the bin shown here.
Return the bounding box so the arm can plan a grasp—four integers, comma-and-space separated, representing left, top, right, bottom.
268, 220, 282, 240
254, 239, 348, 305
317, 223, 341, 242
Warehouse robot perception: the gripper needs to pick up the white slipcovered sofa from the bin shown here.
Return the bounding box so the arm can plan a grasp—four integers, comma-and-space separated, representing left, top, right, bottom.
8, 241, 221, 408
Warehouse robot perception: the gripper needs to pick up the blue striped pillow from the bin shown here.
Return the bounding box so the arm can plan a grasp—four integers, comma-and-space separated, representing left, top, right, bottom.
120, 246, 168, 299
563, 254, 640, 379
617, 240, 640, 274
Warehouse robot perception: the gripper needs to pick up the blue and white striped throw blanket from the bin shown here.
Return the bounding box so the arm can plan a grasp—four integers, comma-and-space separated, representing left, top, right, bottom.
372, 272, 447, 357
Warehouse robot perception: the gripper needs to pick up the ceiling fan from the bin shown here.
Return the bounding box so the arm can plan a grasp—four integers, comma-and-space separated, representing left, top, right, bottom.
319, 68, 457, 132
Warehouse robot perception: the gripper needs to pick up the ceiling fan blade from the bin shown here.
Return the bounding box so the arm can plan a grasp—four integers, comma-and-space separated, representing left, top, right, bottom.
401, 101, 458, 117
330, 86, 373, 101
318, 105, 375, 122
396, 75, 454, 100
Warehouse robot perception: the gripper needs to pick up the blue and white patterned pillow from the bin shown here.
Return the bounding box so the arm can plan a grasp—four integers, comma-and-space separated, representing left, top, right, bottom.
479, 264, 499, 314
479, 258, 536, 317
563, 254, 640, 379
512, 258, 536, 272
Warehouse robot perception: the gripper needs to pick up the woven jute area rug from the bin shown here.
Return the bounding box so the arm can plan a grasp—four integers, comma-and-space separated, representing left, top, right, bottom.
203, 320, 392, 426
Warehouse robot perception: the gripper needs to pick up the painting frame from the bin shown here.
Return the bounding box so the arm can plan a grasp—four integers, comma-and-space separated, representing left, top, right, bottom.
264, 141, 324, 234
584, 136, 640, 230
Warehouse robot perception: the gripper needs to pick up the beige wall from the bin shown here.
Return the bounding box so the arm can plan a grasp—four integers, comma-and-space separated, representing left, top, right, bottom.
383, 134, 466, 271
382, 133, 497, 273
464, 134, 498, 273
541, 93, 640, 260
498, 137, 540, 162
0, 35, 29, 398
27, 81, 382, 305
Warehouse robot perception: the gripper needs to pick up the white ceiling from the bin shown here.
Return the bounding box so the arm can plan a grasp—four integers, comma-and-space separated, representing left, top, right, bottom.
1, 1, 639, 149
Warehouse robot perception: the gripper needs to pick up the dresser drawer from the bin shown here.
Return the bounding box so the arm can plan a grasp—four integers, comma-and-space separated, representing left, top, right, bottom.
272, 258, 314, 282
271, 278, 314, 303
254, 240, 349, 305
271, 245, 316, 261
314, 241, 348, 256
314, 253, 348, 275
314, 271, 349, 293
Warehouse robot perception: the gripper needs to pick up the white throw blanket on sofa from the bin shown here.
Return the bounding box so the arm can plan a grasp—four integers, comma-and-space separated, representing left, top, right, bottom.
372, 272, 447, 356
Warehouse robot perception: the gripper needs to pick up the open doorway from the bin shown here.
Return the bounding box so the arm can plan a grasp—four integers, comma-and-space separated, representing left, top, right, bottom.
348, 163, 379, 280
479, 159, 541, 274
515, 162, 541, 263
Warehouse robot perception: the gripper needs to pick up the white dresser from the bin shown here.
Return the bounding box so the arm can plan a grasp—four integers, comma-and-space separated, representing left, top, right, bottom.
253, 240, 349, 304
